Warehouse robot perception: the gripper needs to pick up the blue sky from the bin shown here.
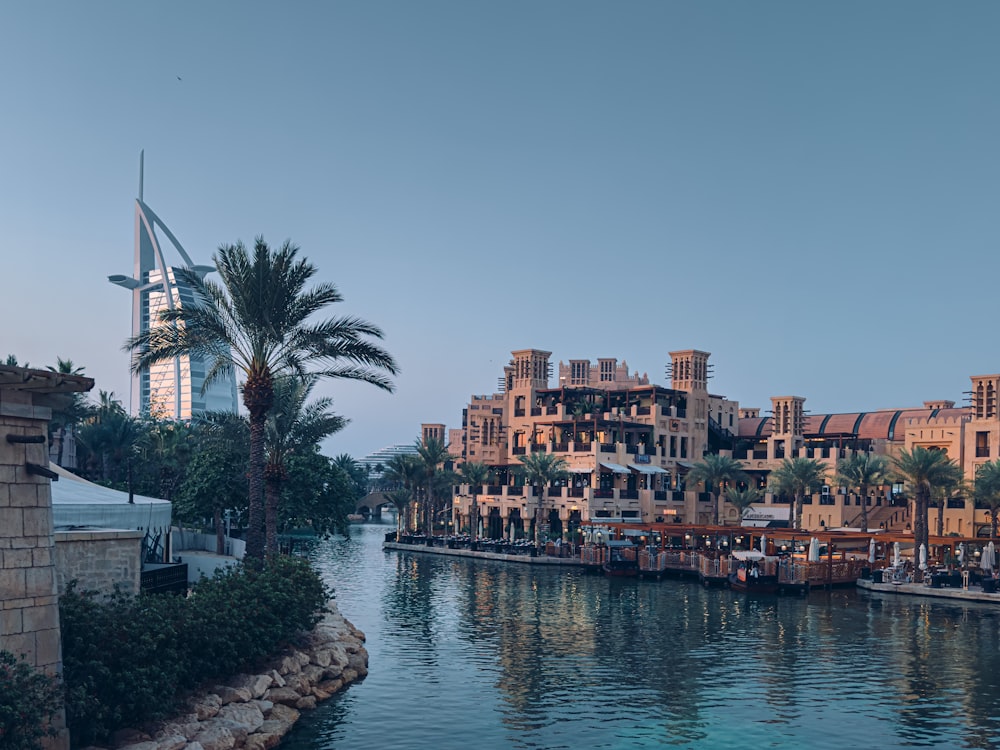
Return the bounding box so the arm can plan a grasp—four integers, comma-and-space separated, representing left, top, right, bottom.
2, 2, 998, 459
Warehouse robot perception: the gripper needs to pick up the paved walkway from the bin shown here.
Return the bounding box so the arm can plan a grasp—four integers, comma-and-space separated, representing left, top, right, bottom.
857, 577, 1000, 603
383, 541, 584, 566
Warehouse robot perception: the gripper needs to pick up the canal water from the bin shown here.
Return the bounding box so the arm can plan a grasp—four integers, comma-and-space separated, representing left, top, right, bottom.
283, 522, 1000, 749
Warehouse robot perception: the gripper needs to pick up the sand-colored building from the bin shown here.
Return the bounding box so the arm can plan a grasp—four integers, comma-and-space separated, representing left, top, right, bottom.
442, 348, 1000, 539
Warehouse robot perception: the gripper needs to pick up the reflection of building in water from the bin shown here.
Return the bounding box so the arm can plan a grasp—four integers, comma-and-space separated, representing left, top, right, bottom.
108, 153, 237, 419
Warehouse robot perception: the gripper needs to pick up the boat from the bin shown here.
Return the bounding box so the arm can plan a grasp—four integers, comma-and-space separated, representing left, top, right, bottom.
602, 539, 639, 577
728, 550, 780, 594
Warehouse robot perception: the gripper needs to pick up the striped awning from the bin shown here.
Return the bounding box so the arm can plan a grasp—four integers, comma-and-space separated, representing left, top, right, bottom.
629, 464, 669, 475
599, 462, 630, 474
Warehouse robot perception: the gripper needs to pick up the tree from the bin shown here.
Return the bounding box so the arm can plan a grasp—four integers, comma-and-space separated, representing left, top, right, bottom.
414, 437, 452, 534
46, 356, 91, 467
280, 450, 358, 538
892, 447, 961, 575
76, 391, 142, 491
386, 488, 413, 541
768, 457, 827, 530
973, 461, 1000, 539
930, 473, 966, 538
126, 238, 397, 560
459, 462, 490, 540
265, 376, 347, 554
685, 454, 749, 525
383, 453, 422, 533
518, 452, 569, 547
835, 453, 889, 533
725, 486, 762, 519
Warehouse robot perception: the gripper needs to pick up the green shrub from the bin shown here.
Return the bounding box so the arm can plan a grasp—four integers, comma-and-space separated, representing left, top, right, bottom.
60, 556, 330, 745
0, 650, 63, 750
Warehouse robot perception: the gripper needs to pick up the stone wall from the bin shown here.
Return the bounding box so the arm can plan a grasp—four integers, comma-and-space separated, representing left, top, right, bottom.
97, 602, 369, 750
0, 388, 68, 749
53, 530, 144, 597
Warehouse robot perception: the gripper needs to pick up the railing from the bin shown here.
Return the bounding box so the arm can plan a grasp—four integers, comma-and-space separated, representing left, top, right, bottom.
569, 488, 586, 498
594, 489, 614, 499
625, 445, 639, 455
546, 406, 558, 415
553, 442, 569, 452
531, 408, 542, 416
486, 485, 504, 495
574, 442, 592, 452
512, 446, 526, 455
581, 546, 607, 566
698, 492, 712, 503
547, 486, 563, 497
514, 409, 525, 417
637, 406, 651, 415
531, 443, 546, 452
140, 563, 188, 595
977, 447, 991, 458
654, 491, 667, 501
599, 443, 615, 453
508, 486, 525, 497
672, 491, 685, 502
639, 549, 668, 572
620, 489, 638, 500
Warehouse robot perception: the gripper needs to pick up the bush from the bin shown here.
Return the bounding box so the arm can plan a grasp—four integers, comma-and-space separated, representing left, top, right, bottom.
0, 650, 63, 750
60, 556, 330, 745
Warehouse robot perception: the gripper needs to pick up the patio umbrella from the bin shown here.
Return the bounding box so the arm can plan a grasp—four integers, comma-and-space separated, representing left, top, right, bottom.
808, 537, 820, 563
760, 534, 767, 555
919, 543, 928, 571
893, 541, 901, 567
957, 543, 965, 566
868, 538, 876, 564
983, 542, 996, 573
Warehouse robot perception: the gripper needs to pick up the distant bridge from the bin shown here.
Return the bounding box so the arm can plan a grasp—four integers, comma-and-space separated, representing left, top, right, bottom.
355, 491, 396, 519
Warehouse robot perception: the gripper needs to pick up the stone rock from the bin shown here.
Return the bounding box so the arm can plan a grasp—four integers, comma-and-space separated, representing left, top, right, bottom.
117, 742, 159, 750
282, 672, 310, 695
312, 648, 332, 668
243, 733, 282, 750
302, 664, 325, 684
217, 702, 265, 734
113, 728, 153, 746
276, 655, 301, 675
294, 695, 317, 711
154, 719, 202, 742
318, 678, 343, 695
183, 744, 205, 750
251, 699, 274, 715
213, 685, 253, 705
191, 722, 236, 750
267, 703, 300, 726
230, 673, 273, 700
264, 686, 303, 706
155, 735, 187, 750
294, 650, 311, 668
341, 668, 358, 684
267, 669, 286, 688
190, 693, 222, 721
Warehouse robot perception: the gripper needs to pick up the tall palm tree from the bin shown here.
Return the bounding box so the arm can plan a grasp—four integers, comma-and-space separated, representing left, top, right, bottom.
768, 457, 827, 530
931, 473, 967, 538
414, 437, 452, 535
834, 453, 889, 533
973, 460, 1000, 539
126, 238, 397, 559
459, 462, 490, 541
383, 453, 422, 534
892, 447, 961, 574
685, 454, 749, 525
518, 452, 569, 547
265, 375, 347, 554
46, 357, 91, 467
386, 488, 413, 541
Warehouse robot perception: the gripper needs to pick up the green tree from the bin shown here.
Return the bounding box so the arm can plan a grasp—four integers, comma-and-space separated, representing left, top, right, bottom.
459, 461, 490, 540
892, 446, 961, 574
46, 356, 91, 467
265, 376, 347, 553
725, 486, 763, 518
835, 453, 890, 533
76, 391, 142, 491
973, 460, 1000, 539
685, 454, 749, 525
383, 453, 422, 533
414, 437, 452, 534
280, 450, 357, 537
126, 238, 397, 559
386, 487, 413, 541
931, 471, 966, 538
518, 452, 569, 546
768, 457, 827, 530
0, 651, 62, 750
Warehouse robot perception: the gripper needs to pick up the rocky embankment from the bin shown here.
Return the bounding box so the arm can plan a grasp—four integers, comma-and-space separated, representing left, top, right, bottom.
85, 602, 367, 750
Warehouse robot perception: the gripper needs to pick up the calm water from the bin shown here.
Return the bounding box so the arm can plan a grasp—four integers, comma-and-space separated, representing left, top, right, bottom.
283, 523, 1000, 749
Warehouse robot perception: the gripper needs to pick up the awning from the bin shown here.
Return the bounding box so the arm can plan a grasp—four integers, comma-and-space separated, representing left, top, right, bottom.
600, 462, 630, 474
676, 461, 694, 469
629, 464, 669, 475
568, 466, 594, 474
622, 529, 647, 537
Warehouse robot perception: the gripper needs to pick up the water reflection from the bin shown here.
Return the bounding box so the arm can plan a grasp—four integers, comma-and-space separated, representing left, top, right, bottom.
284, 525, 1000, 749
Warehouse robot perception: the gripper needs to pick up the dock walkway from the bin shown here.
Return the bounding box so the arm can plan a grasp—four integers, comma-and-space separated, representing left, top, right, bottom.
383, 541, 584, 566
857, 577, 1000, 604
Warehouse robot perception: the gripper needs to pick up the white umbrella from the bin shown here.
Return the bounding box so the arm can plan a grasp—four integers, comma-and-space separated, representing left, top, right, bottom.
919, 543, 928, 571
808, 537, 820, 563
509, 523, 516, 542
983, 542, 995, 572
893, 541, 901, 567
868, 538, 876, 564
957, 543, 965, 566
760, 534, 767, 554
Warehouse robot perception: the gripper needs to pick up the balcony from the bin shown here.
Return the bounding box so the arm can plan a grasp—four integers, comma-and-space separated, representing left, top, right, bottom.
625, 445, 639, 455
595, 489, 614, 499
568, 488, 586, 498
654, 491, 667, 501
547, 486, 563, 497
619, 489, 638, 500
574, 442, 593, 452
546, 406, 558, 415
553, 442, 569, 452
531, 443, 546, 452
636, 406, 651, 415
512, 446, 526, 455
977, 447, 991, 458
599, 443, 615, 453
514, 408, 525, 417
531, 408, 542, 416
486, 485, 504, 495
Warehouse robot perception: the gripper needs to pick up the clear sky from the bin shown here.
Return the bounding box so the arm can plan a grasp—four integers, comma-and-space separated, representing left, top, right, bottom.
2, 2, 999, 459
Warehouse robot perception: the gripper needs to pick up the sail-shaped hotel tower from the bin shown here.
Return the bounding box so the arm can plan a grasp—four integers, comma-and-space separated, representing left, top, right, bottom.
109, 153, 238, 419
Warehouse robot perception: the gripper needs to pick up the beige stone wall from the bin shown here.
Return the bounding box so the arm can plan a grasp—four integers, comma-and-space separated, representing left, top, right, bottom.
53, 530, 144, 597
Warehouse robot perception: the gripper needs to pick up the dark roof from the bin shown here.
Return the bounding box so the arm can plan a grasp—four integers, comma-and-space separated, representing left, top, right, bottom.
738, 407, 968, 442
0, 366, 94, 394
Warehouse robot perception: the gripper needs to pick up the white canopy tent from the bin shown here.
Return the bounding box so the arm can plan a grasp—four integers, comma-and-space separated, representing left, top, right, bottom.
49, 463, 172, 537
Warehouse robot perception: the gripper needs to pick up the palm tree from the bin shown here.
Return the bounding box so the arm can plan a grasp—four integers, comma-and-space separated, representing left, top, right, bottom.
931, 473, 967, 538
459, 462, 490, 541
126, 238, 397, 559
685, 454, 749, 525
386, 488, 413, 541
892, 447, 961, 575
46, 357, 91, 468
973, 460, 1000, 539
414, 437, 452, 535
518, 452, 569, 547
834, 453, 889, 533
264, 376, 347, 554
768, 457, 827, 530
725, 486, 763, 519
383, 453, 422, 534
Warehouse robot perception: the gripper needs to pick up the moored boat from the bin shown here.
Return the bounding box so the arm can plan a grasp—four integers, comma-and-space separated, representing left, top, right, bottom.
728, 550, 780, 594
602, 539, 639, 577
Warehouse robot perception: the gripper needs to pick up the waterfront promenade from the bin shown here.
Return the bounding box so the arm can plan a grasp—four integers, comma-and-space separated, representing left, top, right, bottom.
858, 576, 1000, 603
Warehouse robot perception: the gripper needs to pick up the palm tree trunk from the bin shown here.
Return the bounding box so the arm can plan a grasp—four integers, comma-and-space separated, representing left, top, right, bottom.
471, 492, 479, 542
214, 507, 225, 555
936, 501, 945, 538
246, 412, 267, 561
794, 494, 803, 530
265, 477, 280, 556
859, 482, 869, 533
713, 487, 722, 526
